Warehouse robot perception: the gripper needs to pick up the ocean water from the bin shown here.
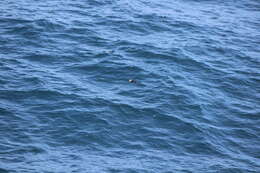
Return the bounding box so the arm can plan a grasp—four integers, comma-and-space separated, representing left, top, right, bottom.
0, 0, 259, 172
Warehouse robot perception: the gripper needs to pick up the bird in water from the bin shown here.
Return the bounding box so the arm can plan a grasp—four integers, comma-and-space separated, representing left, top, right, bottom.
128, 79, 135, 83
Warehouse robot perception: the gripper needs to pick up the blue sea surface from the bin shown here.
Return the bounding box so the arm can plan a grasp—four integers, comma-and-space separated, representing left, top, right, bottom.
0, 0, 260, 172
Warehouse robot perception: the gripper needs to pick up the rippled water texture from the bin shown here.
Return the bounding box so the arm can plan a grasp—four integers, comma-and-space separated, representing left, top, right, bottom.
0, 0, 260, 172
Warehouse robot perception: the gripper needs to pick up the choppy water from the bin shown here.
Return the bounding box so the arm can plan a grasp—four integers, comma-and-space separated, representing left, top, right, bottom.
0, 0, 260, 172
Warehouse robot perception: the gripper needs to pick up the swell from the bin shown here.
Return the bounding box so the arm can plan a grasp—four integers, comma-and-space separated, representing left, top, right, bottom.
0, 0, 260, 172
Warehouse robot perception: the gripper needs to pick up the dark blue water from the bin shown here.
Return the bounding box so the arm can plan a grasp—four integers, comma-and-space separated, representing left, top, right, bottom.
0, 0, 260, 172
